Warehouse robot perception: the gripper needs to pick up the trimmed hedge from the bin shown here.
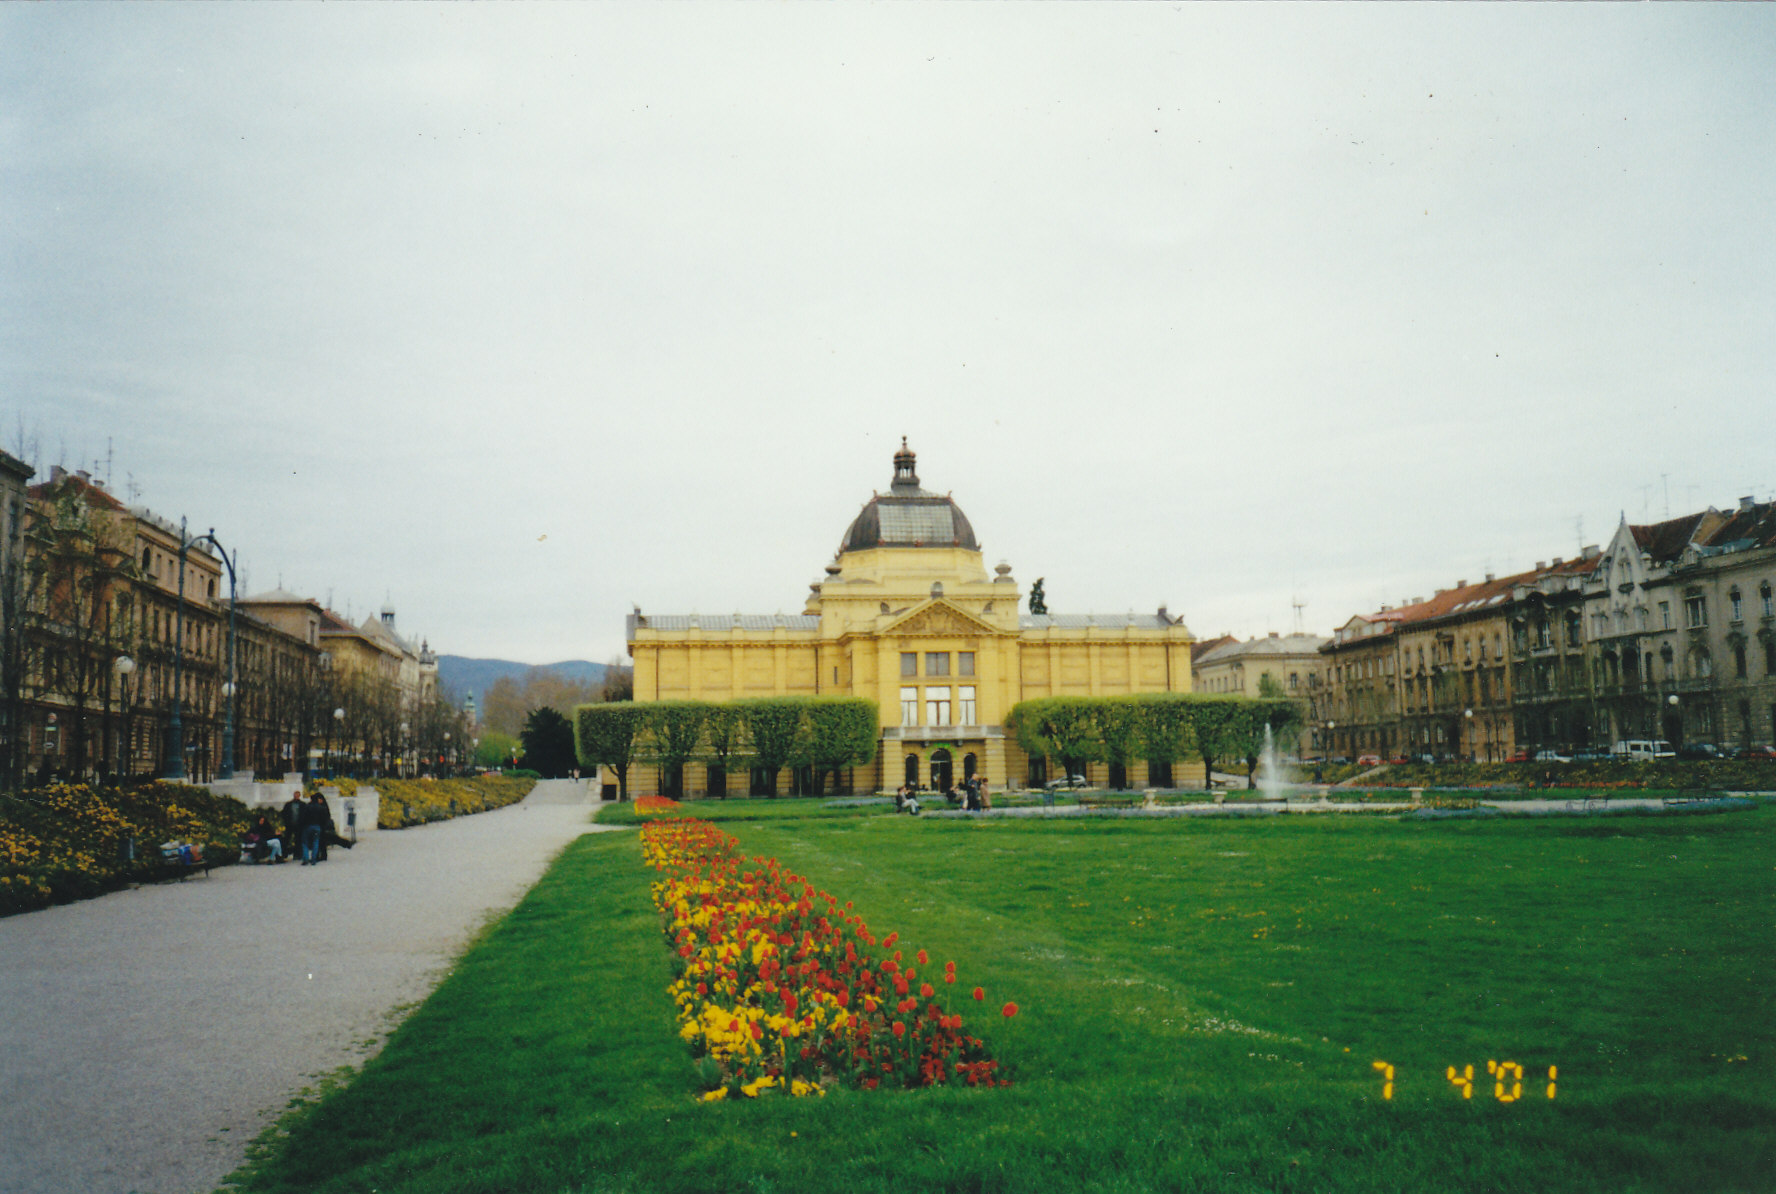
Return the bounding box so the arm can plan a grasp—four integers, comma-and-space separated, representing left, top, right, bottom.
1005, 694, 1303, 780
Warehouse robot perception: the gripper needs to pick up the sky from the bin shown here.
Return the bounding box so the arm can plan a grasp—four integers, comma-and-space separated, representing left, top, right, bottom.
4, 5, 1773, 666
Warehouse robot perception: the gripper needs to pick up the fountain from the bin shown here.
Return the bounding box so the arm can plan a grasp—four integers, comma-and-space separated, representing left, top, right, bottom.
1255, 723, 1285, 803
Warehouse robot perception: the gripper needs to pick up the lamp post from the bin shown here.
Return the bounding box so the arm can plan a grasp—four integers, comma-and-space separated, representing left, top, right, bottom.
443, 731, 452, 777
332, 705, 345, 777
1667, 692, 1680, 748
113, 656, 136, 777
1326, 720, 1336, 759
1463, 708, 1474, 763
400, 721, 410, 779
164, 523, 239, 780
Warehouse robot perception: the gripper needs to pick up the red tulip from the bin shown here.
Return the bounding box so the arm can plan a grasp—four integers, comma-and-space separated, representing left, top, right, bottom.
920, 983, 934, 998
892, 1021, 906, 1038
1002, 1002, 1019, 1019
973, 987, 984, 1001
916, 949, 929, 965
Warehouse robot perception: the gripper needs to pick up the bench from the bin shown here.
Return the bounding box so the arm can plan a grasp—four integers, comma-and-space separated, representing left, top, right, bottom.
154, 842, 216, 881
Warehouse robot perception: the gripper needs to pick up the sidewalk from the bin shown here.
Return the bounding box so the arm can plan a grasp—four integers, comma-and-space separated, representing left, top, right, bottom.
0, 779, 622, 1194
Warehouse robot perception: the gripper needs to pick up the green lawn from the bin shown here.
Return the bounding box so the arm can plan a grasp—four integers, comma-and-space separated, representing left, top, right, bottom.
229, 800, 1775, 1193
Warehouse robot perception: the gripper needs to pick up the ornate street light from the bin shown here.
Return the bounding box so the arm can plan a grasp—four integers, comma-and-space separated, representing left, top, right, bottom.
164, 521, 240, 780
113, 655, 136, 777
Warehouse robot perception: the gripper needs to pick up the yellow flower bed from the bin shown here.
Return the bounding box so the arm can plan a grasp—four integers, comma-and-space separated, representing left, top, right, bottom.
375, 775, 537, 828
1, 781, 254, 917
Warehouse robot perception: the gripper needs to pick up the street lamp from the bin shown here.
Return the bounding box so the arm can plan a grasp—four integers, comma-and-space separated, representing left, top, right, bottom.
1464, 708, 1474, 763
164, 522, 240, 781
113, 656, 136, 778
399, 721, 410, 779
443, 731, 452, 776
333, 706, 345, 778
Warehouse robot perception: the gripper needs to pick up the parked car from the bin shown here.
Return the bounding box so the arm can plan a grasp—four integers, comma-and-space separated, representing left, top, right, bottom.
1506, 749, 1533, 763
1611, 739, 1675, 761
1534, 750, 1572, 763
1043, 774, 1088, 791
1735, 744, 1776, 761
1570, 748, 1611, 762
1388, 754, 1411, 765
1677, 743, 1724, 761
1356, 753, 1382, 767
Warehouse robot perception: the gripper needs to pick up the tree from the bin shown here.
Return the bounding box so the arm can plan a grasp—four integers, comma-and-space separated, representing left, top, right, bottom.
1094, 697, 1142, 789
738, 697, 807, 796
1005, 697, 1101, 782
480, 676, 526, 738
802, 698, 879, 796
22, 484, 139, 781
600, 656, 634, 702
574, 703, 645, 799
520, 707, 577, 778
638, 700, 708, 798
1135, 693, 1197, 784
1187, 697, 1246, 788
475, 730, 519, 770
699, 703, 747, 798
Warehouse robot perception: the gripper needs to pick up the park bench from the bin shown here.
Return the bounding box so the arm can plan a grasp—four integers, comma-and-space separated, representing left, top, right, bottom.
154, 841, 216, 881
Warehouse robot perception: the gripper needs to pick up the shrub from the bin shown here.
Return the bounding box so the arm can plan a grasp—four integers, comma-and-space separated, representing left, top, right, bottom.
376, 775, 537, 828
1, 781, 253, 917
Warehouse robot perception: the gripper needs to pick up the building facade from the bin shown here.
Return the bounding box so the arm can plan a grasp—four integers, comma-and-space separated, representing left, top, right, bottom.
626, 442, 1199, 794
1192, 632, 1326, 755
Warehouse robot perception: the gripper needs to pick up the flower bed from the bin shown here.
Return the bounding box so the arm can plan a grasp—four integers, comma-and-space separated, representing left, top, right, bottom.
2, 781, 253, 917
375, 776, 537, 828
635, 795, 681, 817
642, 817, 1015, 1100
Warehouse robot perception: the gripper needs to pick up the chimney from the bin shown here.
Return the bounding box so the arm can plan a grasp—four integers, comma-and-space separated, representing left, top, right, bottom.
1484, 572, 1495, 583
1552, 557, 1563, 566
1535, 561, 1545, 570
1412, 597, 1423, 605
1456, 579, 1467, 589
50, 465, 66, 482
1269, 630, 1279, 638
1741, 495, 1755, 511
1583, 544, 1602, 560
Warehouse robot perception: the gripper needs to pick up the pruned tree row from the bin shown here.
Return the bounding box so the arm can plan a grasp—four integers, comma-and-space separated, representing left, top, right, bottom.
573, 697, 878, 800
1005, 694, 1304, 789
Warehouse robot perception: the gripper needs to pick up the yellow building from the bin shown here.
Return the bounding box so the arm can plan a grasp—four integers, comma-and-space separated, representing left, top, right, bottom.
626, 441, 1198, 794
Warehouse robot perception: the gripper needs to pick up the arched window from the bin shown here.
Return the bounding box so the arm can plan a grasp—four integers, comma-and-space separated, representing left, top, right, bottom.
904, 754, 919, 789
1730, 588, 1743, 622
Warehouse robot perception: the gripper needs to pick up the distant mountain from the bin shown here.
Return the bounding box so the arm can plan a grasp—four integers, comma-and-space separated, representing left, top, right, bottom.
437, 656, 608, 708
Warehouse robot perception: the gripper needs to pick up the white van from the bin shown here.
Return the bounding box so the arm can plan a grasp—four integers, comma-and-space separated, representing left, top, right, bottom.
1611, 739, 1674, 761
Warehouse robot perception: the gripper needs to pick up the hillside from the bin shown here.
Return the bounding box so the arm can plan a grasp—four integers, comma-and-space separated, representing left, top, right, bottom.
437, 656, 608, 708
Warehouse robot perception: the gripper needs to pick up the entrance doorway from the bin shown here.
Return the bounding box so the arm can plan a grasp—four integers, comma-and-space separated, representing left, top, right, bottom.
904, 754, 919, 789
930, 748, 953, 792
963, 753, 977, 781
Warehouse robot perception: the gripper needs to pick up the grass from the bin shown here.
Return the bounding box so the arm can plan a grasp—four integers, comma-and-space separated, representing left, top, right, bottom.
227, 799, 1775, 1193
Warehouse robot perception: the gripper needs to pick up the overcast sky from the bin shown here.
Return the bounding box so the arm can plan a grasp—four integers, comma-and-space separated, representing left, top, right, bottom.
4, 5, 1773, 666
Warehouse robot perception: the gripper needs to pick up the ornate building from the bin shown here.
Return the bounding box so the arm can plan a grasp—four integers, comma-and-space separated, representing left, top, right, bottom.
626, 441, 1199, 794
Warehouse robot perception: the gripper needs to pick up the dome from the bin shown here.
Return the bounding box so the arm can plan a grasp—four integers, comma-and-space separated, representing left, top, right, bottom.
839, 439, 980, 554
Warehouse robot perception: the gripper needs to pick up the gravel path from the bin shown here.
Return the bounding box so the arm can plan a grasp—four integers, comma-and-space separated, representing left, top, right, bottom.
0, 779, 623, 1194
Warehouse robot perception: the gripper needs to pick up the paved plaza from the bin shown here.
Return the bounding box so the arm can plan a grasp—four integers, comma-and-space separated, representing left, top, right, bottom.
0, 780, 621, 1194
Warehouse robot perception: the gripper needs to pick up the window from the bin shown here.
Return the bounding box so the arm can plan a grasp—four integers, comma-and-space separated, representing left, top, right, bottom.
141, 547, 151, 570
1697, 651, 1713, 679
1288, 672, 1298, 690
925, 652, 949, 677
900, 652, 917, 677
1730, 588, 1743, 622
958, 651, 975, 676
1686, 596, 1707, 629
899, 687, 918, 725
1659, 601, 1671, 629
958, 685, 976, 724
1734, 644, 1747, 679
1535, 620, 1550, 648
1636, 607, 1648, 630
1763, 582, 1773, 618
925, 686, 951, 726
1765, 639, 1776, 674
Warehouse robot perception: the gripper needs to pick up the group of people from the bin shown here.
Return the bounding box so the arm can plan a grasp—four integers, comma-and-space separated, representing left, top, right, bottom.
241, 792, 349, 866
893, 775, 993, 815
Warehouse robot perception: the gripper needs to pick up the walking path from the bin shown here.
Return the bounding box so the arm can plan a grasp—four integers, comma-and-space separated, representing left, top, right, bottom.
0, 779, 622, 1194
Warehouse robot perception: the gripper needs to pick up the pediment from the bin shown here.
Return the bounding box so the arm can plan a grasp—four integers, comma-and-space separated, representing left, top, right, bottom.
878, 598, 1005, 639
